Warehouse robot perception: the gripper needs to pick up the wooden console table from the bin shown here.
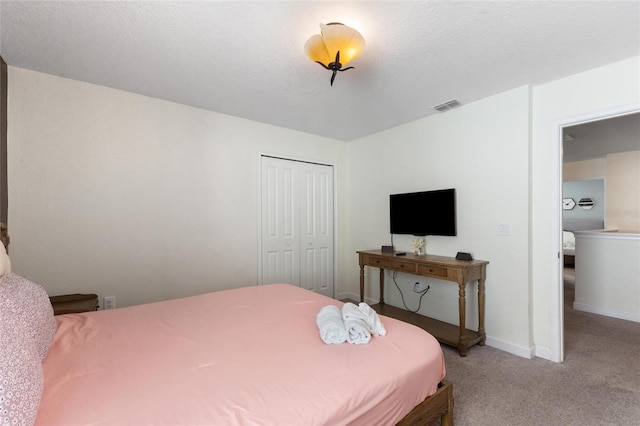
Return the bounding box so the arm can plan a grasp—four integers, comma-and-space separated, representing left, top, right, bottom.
358, 250, 488, 356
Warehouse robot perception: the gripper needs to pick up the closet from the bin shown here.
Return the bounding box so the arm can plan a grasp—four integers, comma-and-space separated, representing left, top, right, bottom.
260, 156, 334, 297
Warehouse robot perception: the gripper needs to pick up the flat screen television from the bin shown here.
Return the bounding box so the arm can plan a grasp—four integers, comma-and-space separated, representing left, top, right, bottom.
390, 188, 457, 236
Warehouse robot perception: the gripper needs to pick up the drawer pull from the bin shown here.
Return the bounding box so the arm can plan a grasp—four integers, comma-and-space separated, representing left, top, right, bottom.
417, 264, 447, 277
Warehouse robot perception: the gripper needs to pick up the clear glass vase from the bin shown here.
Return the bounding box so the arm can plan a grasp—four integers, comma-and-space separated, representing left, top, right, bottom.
413, 238, 426, 256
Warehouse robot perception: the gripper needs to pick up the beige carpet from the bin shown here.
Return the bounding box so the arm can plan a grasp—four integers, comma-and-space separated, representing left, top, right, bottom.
441, 268, 640, 425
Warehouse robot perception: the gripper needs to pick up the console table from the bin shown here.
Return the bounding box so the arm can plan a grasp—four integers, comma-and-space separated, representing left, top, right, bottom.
357, 250, 488, 356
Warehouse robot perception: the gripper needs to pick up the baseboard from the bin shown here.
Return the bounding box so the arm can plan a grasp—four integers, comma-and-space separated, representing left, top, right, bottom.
573, 302, 640, 323
335, 292, 378, 305
534, 345, 552, 361
485, 336, 535, 359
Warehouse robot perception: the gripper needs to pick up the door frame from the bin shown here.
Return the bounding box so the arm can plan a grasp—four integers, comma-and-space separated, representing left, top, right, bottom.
257, 153, 338, 298
549, 103, 639, 363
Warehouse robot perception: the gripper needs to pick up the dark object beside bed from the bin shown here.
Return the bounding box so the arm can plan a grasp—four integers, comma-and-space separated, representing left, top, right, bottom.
49, 293, 98, 315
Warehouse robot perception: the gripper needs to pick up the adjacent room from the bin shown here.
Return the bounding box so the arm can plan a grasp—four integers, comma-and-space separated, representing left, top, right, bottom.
1, 1, 639, 425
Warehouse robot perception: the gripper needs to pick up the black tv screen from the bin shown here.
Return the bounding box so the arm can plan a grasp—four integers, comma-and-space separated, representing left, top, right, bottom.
390, 189, 457, 236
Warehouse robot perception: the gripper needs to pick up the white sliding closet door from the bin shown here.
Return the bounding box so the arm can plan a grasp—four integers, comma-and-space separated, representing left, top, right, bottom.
261, 156, 334, 297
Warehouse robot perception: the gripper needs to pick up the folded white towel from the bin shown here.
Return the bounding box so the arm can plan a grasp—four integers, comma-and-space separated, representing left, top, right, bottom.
316, 305, 347, 344
342, 303, 371, 344
358, 302, 387, 337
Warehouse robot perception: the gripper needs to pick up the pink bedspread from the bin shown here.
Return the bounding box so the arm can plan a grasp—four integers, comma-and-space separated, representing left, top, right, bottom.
36, 284, 445, 425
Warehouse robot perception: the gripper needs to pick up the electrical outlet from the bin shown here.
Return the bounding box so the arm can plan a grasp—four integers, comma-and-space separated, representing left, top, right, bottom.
103, 296, 116, 310
414, 281, 429, 292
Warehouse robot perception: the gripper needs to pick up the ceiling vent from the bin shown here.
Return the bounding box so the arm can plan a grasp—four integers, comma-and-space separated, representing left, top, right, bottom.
433, 99, 462, 112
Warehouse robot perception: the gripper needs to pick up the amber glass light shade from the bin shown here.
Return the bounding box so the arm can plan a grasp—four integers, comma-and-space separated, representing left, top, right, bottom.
304, 23, 365, 85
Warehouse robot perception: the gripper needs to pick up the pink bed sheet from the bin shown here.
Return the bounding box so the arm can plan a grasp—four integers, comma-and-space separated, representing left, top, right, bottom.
36, 283, 445, 425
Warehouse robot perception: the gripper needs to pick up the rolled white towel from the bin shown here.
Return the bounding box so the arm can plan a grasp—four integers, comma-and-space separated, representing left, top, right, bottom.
343, 318, 371, 344
358, 302, 387, 337
342, 303, 371, 344
316, 305, 347, 344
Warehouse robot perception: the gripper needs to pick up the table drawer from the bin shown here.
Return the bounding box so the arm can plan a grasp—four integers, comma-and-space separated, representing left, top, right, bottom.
391, 260, 417, 273
417, 264, 449, 278
363, 256, 392, 268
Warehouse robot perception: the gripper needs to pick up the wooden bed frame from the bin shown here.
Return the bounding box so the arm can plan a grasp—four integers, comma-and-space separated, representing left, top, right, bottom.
563, 254, 575, 267
397, 380, 454, 426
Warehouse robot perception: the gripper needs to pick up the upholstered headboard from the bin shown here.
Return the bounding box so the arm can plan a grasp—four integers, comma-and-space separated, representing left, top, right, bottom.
563, 219, 605, 232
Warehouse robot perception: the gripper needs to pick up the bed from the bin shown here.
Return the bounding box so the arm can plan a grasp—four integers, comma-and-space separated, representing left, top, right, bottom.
0, 251, 452, 425
563, 231, 576, 265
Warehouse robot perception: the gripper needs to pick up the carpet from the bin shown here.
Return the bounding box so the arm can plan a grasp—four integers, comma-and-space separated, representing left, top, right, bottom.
441, 275, 640, 425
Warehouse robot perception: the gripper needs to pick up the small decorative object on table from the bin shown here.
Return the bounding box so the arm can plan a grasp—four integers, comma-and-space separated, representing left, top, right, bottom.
412, 237, 426, 256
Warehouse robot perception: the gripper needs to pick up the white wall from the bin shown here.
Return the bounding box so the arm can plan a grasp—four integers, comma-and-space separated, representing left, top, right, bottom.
345, 56, 639, 359
531, 56, 640, 358
7, 67, 349, 308
7, 56, 639, 360
346, 86, 533, 355
574, 232, 640, 322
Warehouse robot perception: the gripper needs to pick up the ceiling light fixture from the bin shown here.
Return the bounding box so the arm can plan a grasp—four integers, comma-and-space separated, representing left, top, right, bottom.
304, 23, 365, 86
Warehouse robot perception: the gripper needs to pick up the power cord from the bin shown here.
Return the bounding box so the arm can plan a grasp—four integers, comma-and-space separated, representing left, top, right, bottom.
388, 270, 430, 313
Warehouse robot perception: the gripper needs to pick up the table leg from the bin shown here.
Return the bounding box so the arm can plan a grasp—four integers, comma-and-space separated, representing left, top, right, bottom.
379, 268, 385, 304
359, 264, 365, 302
458, 282, 468, 357
478, 277, 486, 345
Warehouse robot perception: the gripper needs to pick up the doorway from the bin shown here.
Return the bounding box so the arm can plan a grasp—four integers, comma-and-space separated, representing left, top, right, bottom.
259, 156, 335, 297
551, 107, 639, 362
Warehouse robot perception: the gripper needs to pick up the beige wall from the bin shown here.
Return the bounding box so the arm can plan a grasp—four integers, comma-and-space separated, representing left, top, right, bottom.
563, 151, 640, 233
606, 151, 640, 232
563, 158, 606, 181
7, 67, 349, 308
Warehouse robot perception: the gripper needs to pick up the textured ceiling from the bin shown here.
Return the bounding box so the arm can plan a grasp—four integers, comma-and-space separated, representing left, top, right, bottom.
1, 1, 639, 141
563, 113, 640, 163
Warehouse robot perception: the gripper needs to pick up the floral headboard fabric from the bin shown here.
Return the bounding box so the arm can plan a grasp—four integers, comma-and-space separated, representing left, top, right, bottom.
0, 274, 56, 360
0, 314, 44, 426
0, 254, 56, 425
